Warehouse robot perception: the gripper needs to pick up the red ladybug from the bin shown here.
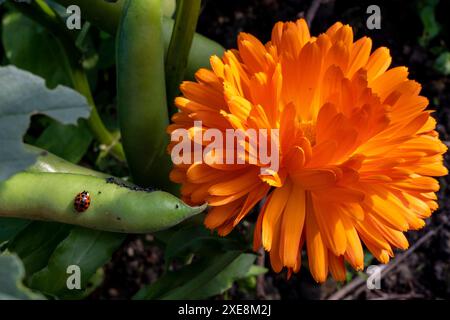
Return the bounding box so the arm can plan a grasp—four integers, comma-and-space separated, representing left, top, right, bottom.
74, 191, 91, 213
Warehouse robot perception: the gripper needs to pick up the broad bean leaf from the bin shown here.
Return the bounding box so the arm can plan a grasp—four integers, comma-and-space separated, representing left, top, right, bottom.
7, 222, 73, 276
0, 218, 30, 246
0, 253, 45, 300
134, 251, 257, 300
30, 227, 125, 299
34, 119, 93, 163
434, 51, 450, 76
164, 225, 242, 265
2, 11, 71, 88
0, 66, 90, 181
418, 0, 441, 47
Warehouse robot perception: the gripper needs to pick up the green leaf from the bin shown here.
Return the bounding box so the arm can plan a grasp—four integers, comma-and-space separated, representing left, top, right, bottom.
236, 265, 267, 291
0, 253, 45, 300
418, 0, 441, 47
34, 119, 93, 163
195, 253, 257, 299
79, 267, 105, 298
164, 225, 242, 265
245, 265, 268, 277
0, 218, 30, 246
434, 51, 450, 75
134, 251, 256, 300
2, 12, 71, 88
0, 65, 90, 181
30, 227, 125, 299
7, 222, 72, 276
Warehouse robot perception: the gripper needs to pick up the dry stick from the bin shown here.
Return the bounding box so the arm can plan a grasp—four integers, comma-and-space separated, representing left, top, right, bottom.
372, 292, 425, 300
256, 247, 266, 299
328, 275, 366, 300
349, 228, 441, 299
378, 227, 441, 277
332, 227, 439, 300
327, 226, 441, 300
305, 0, 322, 27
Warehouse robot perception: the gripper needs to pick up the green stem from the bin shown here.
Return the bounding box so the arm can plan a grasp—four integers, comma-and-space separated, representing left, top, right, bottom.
9, 0, 125, 161
165, 0, 202, 115
70, 69, 125, 160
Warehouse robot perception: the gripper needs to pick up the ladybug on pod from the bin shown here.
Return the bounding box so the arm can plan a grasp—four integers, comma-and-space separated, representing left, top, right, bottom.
74, 191, 91, 213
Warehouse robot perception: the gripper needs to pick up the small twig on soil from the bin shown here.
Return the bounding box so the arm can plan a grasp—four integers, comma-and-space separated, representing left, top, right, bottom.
306, 0, 322, 27
327, 275, 366, 300
378, 226, 441, 278
327, 226, 441, 300
371, 292, 425, 300
256, 247, 266, 299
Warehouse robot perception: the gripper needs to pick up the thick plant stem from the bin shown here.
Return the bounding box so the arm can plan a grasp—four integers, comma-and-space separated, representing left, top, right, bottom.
54, 0, 224, 80
9, 0, 125, 161
166, 0, 202, 115
116, 0, 173, 190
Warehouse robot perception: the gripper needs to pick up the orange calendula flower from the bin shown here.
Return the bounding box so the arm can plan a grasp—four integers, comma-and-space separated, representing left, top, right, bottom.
167, 19, 448, 282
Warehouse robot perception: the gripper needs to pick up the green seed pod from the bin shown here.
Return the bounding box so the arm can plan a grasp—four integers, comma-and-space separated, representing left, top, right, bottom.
25, 145, 109, 178
116, 0, 172, 190
0, 172, 205, 233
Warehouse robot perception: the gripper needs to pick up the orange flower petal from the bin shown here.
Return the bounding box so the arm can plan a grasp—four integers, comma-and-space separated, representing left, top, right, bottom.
306, 194, 329, 282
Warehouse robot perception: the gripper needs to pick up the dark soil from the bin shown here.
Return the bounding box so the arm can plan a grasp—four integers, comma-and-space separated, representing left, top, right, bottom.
92, 0, 450, 300
89, 235, 164, 300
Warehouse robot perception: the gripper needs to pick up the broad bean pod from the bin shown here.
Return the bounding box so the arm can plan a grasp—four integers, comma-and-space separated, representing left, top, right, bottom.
0, 146, 206, 233
0, 172, 205, 233
25, 145, 110, 178
116, 0, 172, 189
